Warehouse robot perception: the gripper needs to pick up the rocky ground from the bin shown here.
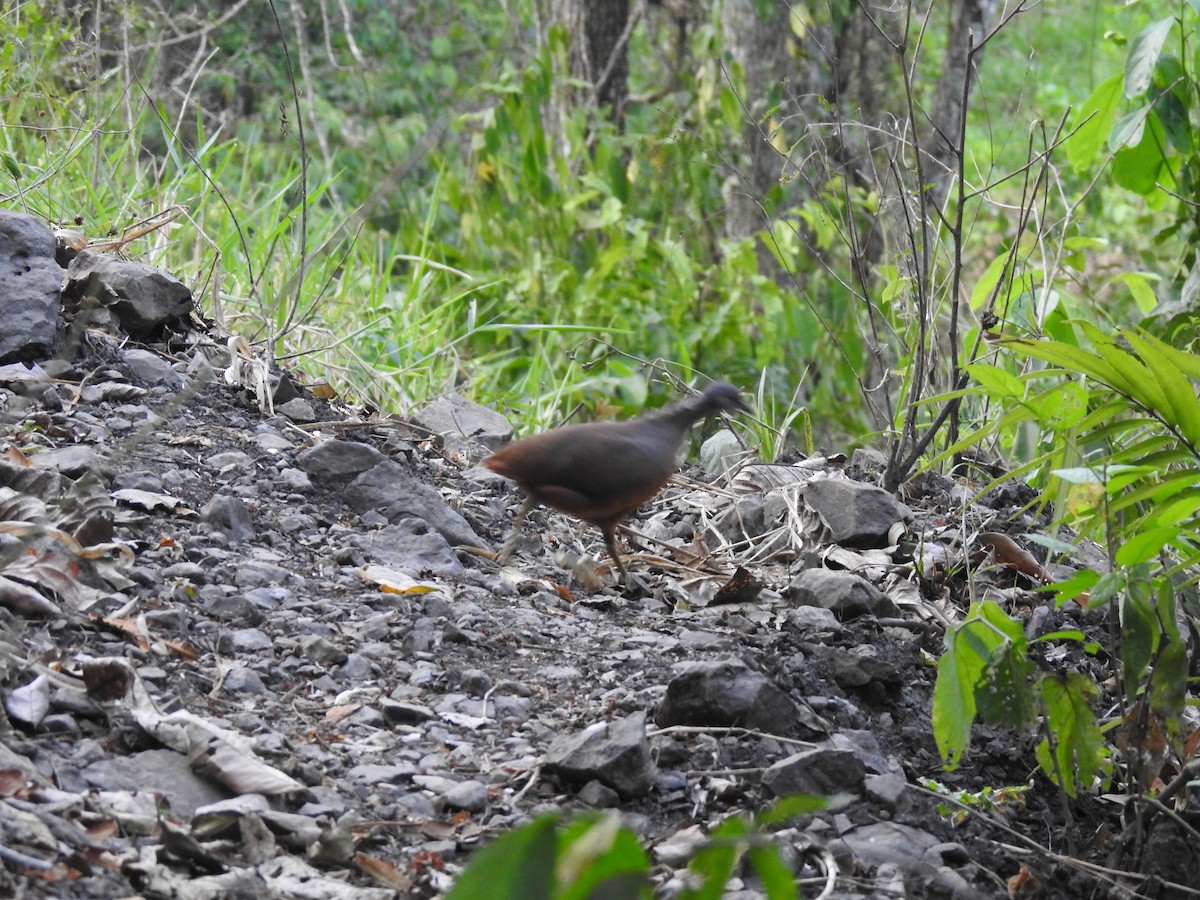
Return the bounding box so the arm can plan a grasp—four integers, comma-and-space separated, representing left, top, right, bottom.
0, 209, 1195, 899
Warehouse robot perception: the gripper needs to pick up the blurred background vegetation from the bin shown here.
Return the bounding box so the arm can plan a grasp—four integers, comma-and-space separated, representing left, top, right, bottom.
0, 0, 1177, 471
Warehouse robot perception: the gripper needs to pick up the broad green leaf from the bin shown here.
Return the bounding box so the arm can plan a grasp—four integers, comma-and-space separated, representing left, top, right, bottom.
1081, 323, 1170, 416
1114, 525, 1180, 566
1150, 581, 1188, 719
970, 253, 1011, 309
966, 362, 1024, 398
1124, 331, 1200, 445
933, 601, 1026, 766
1121, 579, 1158, 702
1112, 112, 1167, 196
1125, 18, 1175, 98
1035, 674, 1107, 797
558, 815, 651, 900
756, 794, 828, 825
1153, 80, 1191, 153
747, 845, 799, 900
1109, 106, 1151, 150
1042, 569, 1100, 608
1109, 273, 1161, 314
447, 814, 557, 900
999, 336, 1123, 389
932, 622, 984, 767
679, 816, 749, 900
1069, 74, 1123, 168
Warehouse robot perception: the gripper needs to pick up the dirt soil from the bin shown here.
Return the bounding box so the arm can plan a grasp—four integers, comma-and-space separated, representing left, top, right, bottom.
0, 329, 1195, 900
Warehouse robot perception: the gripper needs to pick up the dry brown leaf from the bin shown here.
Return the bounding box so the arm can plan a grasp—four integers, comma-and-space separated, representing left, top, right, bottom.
0, 768, 28, 797
325, 704, 361, 723
92, 615, 151, 652
81, 659, 133, 703
0, 574, 62, 616
160, 639, 198, 660
1007, 864, 1045, 899
710, 566, 764, 606
978, 532, 1052, 584
2, 447, 32, 467
1184, 726, 1200, 760
355, 852, 414, 891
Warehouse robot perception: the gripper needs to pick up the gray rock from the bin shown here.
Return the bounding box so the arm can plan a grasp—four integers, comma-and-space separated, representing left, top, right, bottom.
381, 701, 436, 725
346, 764, 416, 785
864, 773, 910, 814
761, 747, 865, 797
277, 398, 316, 423
411, 394, 514, 458
222, 666, 268, 694
278, 467, 313, 490
577, 780, 621, 808
544, 712, 655, 799
0, 211, 63, 363
699, 428, 743, 477
460, 669, 492, 697
849, 446, 888, 473
656, 659, 809, 736
343, 460, 486, 548
82, 749, 231, 817
787, 568, 897, 619
441, 779, 488, 813
296, 439, 387, 485
216, 628, 274, 654
300, 635, 348, 666
112, 470, 164, 492
233, 560, 293, 588
359, 518, 464, 576
31, 444, 111, 480
826, 821, 940, 872
63, 249, 194, 337
827, 730, 900, 776
717, 493, 767, 543
122, 347, 183, 388
803, 479, 912, 547
817, 644, 902, 689
208, 451, 256, 472
244, 586, 291, 610
202, 494, 254, 543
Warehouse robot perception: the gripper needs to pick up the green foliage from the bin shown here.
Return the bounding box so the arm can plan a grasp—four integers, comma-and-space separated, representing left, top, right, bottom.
448, 797, 827, 900
934, 317, 1200, 796
919, 779, 1030, 823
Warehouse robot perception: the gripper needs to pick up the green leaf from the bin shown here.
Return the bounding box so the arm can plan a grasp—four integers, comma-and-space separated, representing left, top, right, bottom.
966, 362, 1024, 398
1115, 526, 1180, 566
970, 252, 1011, 309
1035, 673, 1107, 797
1121, 578, 1158, 702
755, 794, 828, 825
1112, 112, 1167, 196
1110, 106, 1151, 151
1124, 331, 1200, 445
1153, 80, 1191, 154
747, 844, 798, 900
933, 601, 1027, 766
558, 815, 651, 900
1068, 74, 1122, 169
1109, 272, 1161, 314
1125, 18, 1175, 98
447, 814, 557, 900
1042, 569, 1100, 607
678, 816, 750, 900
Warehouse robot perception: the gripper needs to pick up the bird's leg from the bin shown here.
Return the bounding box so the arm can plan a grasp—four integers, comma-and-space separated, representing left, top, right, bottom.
495, 496, 535, 565
601, 524, 629, 583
